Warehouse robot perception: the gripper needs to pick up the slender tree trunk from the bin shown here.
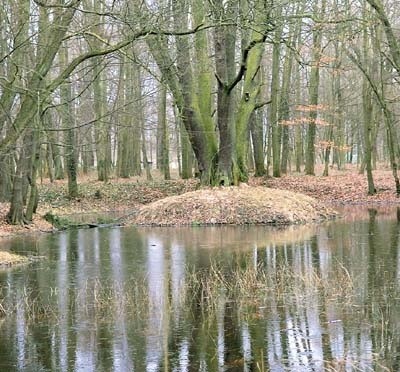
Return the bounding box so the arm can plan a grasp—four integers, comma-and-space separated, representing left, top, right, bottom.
305, 0, 325, 175
25, 132, 41, 221
142, 126, 152, 182
250, 110, 266, 177
322, 125, 333, 177
279, 33, 295, 175
174, 109, 182, 177
270, 8, 283, 177
362, 81, 376, 195
47, 115, 65, 179
130, 58, 142, 177
93, 58, 111, 182
115, 56, 126, 178
60, 45, 78, 198
294, 63, 303, 173
158, 83, 170, 180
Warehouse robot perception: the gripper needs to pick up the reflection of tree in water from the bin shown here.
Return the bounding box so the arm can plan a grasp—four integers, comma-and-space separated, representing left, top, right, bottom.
368, 208, 400, 371
2, 217, 400, 370
180, 217, 400, 371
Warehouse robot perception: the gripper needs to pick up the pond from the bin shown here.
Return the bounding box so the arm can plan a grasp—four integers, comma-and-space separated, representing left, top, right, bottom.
0, 207, 400, 371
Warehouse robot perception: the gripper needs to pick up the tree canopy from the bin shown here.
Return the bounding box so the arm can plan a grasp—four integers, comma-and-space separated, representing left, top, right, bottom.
1, 0, 400, 224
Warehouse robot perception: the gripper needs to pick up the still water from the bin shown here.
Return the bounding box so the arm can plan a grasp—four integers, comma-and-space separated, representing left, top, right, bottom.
0, 208, 400, 371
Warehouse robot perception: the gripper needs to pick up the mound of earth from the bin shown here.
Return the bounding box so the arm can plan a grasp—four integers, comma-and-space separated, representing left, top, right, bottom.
131, 185, 337, 226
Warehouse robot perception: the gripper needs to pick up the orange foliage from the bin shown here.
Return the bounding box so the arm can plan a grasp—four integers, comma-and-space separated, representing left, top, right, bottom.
279, 117, 330, 126
295, 104, 328, 112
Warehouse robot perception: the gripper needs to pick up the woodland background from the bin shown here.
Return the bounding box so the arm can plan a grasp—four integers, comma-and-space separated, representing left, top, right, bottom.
1, 0, 400, 225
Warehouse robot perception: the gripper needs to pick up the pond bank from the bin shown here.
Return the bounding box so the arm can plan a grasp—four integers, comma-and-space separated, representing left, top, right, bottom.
1, 165, 399, 249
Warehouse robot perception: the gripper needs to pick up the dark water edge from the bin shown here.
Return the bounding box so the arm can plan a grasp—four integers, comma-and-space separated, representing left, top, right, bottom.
0, 207, 400, 371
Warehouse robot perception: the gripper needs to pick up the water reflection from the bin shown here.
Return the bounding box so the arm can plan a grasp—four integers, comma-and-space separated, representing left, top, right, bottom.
0, 210, 400, 371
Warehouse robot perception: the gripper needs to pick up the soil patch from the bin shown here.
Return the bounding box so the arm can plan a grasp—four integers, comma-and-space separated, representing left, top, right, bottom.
130, 185, 337, 226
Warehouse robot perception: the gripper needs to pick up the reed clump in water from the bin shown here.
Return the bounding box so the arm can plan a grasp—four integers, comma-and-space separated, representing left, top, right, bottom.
0, 251, 28, 267
0, 259, 378, 327
184, 259, 357, 311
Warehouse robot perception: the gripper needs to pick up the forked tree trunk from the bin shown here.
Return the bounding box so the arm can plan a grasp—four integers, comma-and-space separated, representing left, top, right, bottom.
6, 3, 79, 224
213, 0, 238, 185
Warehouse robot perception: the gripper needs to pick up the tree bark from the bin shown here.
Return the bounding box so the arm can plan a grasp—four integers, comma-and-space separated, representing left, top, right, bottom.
250, 110, 266, 177
60, 45, 78, 198
270, 7, 283, 177
6, 2, 80, 224
305, 0, 325, 175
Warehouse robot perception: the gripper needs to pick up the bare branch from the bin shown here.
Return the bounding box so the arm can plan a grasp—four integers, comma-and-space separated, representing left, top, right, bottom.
226, 33, 269, 94
47, 23, 209, 94
254, 100, 272, 110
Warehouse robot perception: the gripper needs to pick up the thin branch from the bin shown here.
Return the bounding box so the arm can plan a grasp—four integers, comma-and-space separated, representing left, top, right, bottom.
33, 0, 82, 9
288, 13, 362, 24
47, 23, 208, 94
254, 100, 272, 110
346, 48, 386, 110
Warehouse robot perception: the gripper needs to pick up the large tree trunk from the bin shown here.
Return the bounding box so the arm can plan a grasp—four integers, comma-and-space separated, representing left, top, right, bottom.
7, 130, 36, 225
144, 0, 217, 184
0, 154, 14, 202
172, 0, 217, 184
213, 0, 238, 185
7, 151, 27, 225
235, 0, 269, 181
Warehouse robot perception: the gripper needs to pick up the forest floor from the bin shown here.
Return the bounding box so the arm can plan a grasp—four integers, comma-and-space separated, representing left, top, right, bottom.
0, 164, 399, 243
